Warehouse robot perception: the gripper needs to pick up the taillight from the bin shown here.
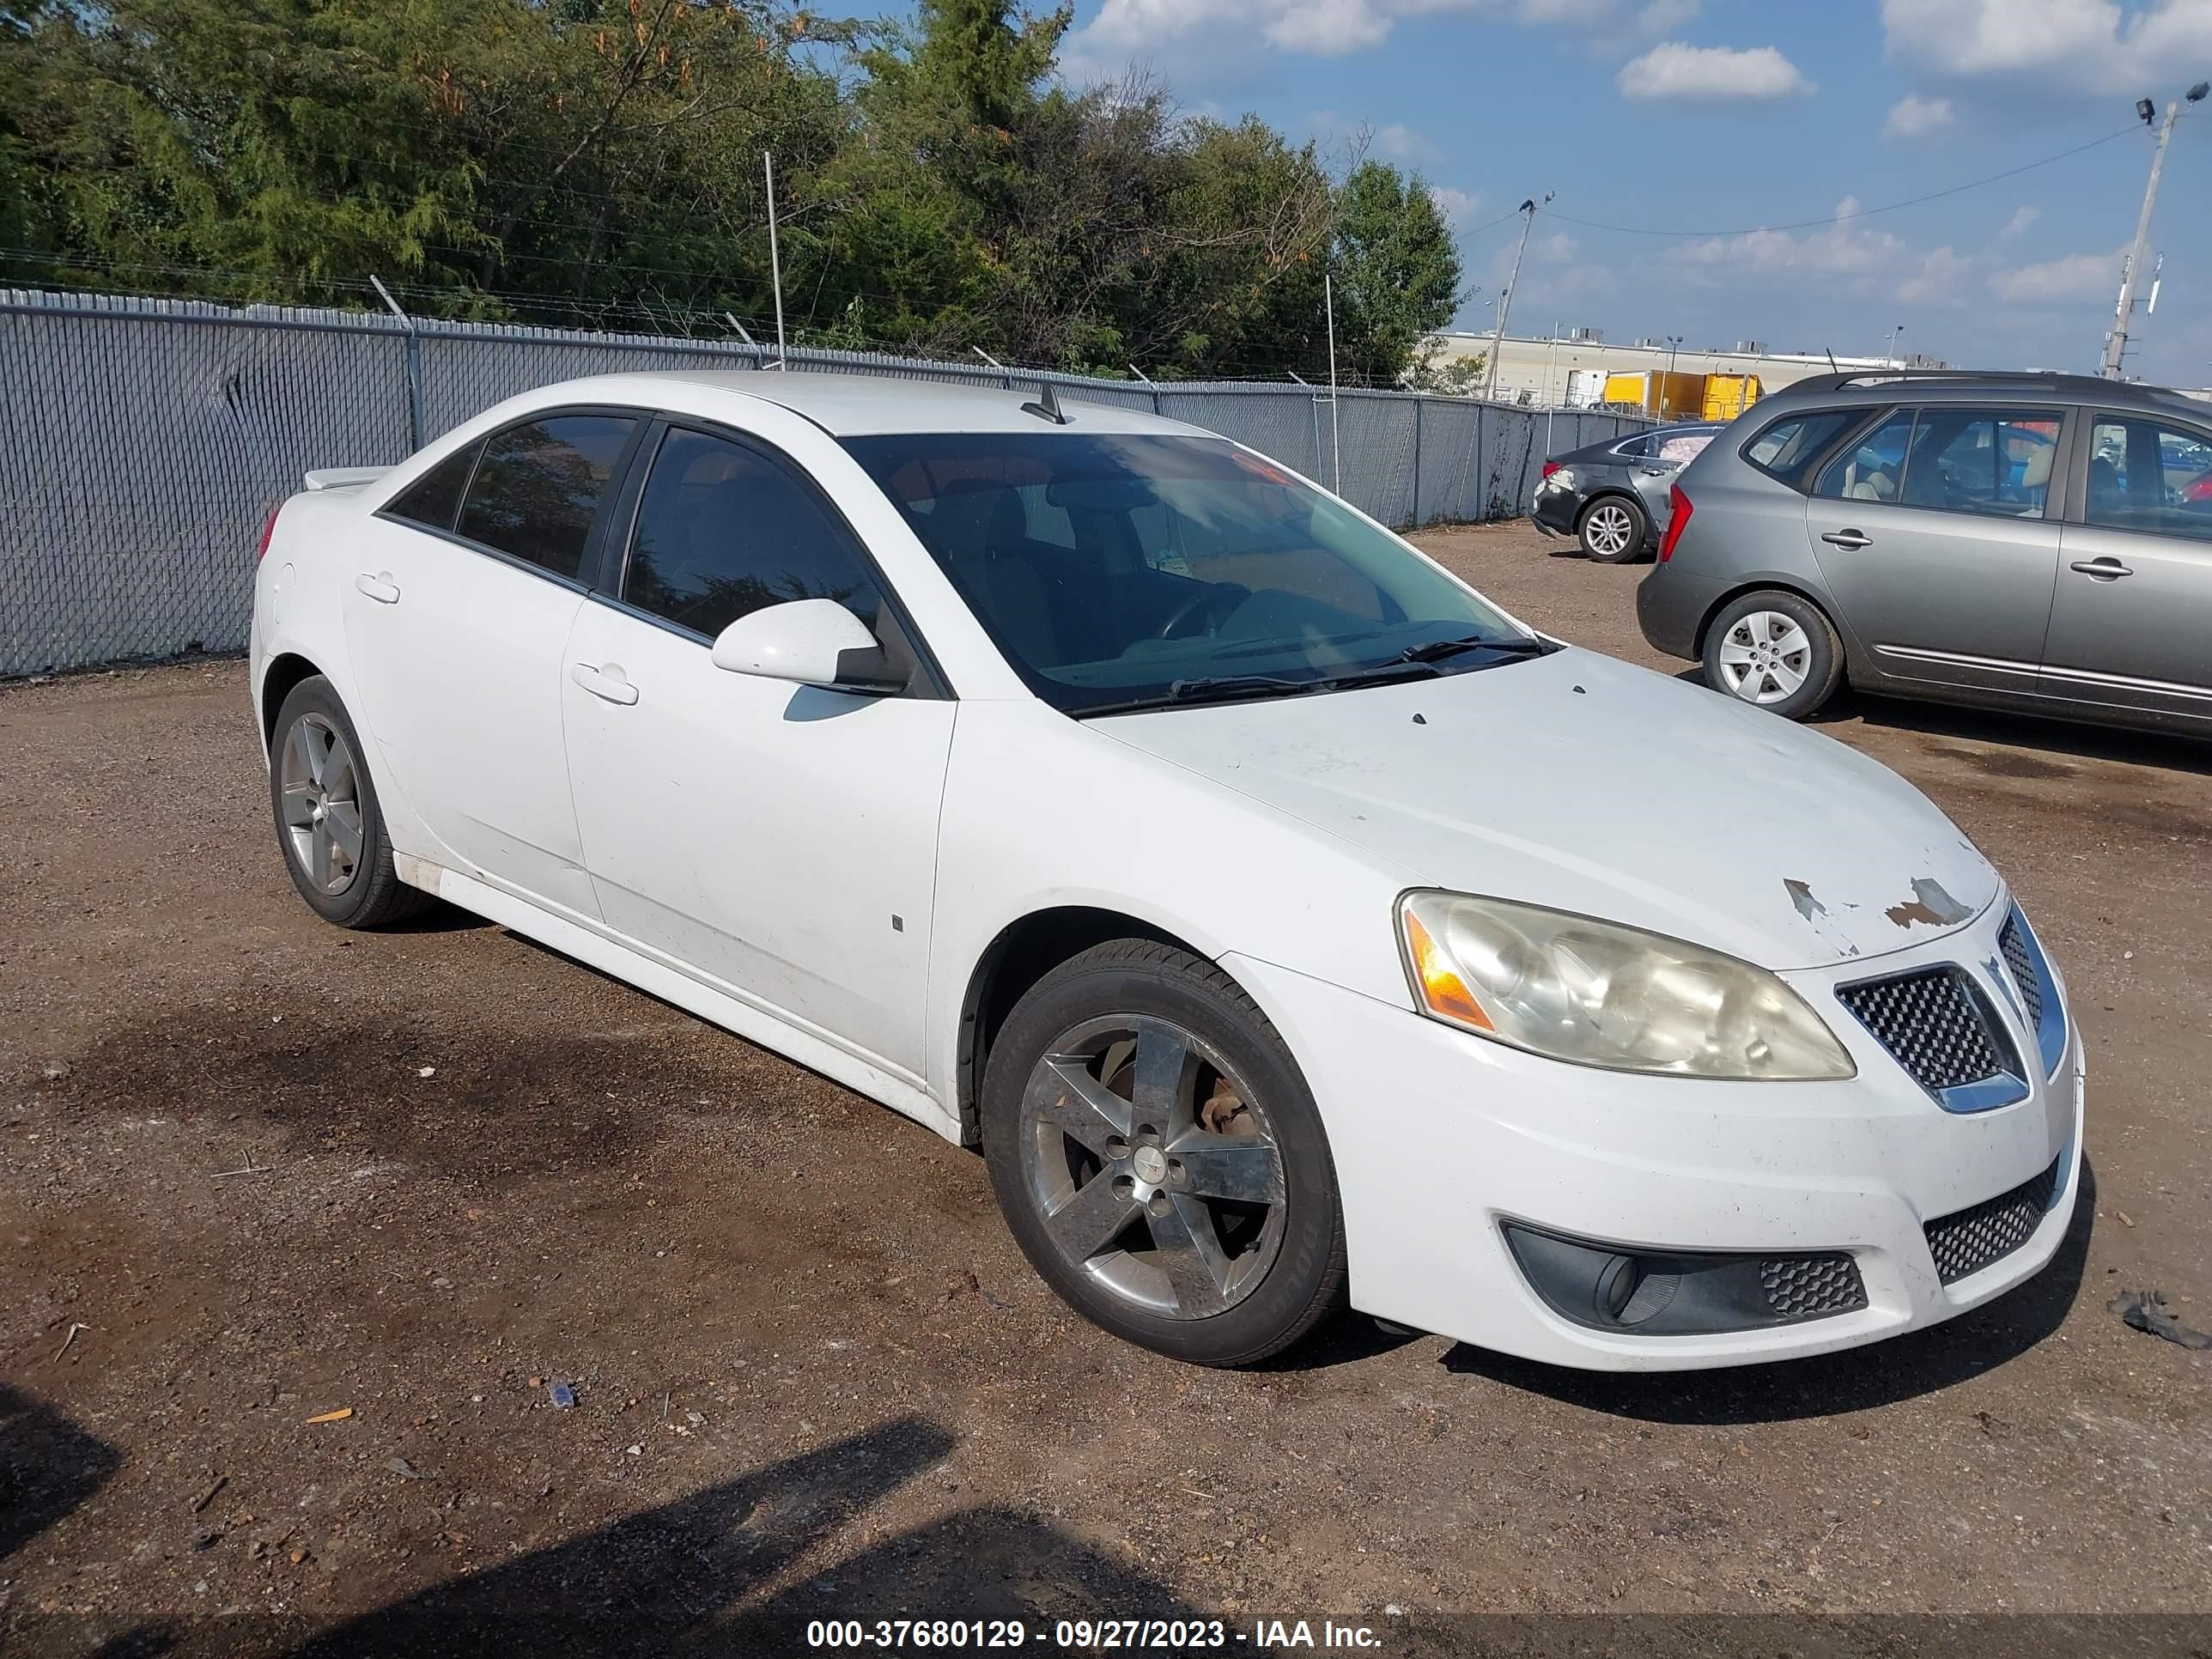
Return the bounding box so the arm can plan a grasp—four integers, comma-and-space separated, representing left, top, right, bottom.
254, 506, 281, 562
1658, 483, 1692, 562
1540, 459, 1562, 480
2185, 474, 2212, 503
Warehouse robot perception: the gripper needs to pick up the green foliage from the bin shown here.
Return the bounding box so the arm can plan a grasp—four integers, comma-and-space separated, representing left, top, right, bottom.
1331, 160, 1463, 386
0, 0, 1462, 380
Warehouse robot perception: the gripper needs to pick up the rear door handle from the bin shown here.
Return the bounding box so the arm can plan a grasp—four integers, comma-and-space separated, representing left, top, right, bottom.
570, 662, 639, 706
1638, 465, 1672, 477
2069, 557, 2133, 580
354, 572, 400, 605
1820, 529, 1872, 550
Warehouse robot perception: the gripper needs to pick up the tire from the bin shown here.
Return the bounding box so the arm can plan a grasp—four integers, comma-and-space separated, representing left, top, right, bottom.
981, 940, 1346, 1367
267, 675, 432, 928
1701, 589, 1845, 720
1577, 495, 1647, 563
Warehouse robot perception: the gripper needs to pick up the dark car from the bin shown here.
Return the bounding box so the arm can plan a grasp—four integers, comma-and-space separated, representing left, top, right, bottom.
1531, 423, 1722, 562
1636, 368, 2212, 732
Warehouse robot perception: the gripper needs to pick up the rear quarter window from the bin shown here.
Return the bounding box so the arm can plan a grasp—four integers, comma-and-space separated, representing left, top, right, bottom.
1741, 408, 1869, 491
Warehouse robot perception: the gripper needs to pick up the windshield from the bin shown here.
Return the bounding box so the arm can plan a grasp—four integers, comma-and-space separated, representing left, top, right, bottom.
842, 433, 1531, 714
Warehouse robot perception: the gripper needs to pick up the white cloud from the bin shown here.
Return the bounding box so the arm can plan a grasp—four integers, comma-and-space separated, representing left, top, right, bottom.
1376, 122, 1443, 163
1637, 0, 1700, 34
1429, 185, 1484, 227
1664, 199, 1905, 286
1882, 94, 1954, 139
1617, 42, 1814, 100
1896, 246, 1975, 305
1065, 0, 1660, 76
1990, 246, 2127, 304
1880, 0, 2212, 96
1998, 206, 2042, 241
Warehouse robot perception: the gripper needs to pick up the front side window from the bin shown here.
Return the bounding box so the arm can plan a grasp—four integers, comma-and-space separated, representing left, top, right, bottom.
1815, 410, 1913, 502
2086, 416, 2212, 542
1742, 409, 1864, 489
842, 432, 1529, 715
456, 414, 637, 579
1899, 408, 2060, 519
622, 427, 881, 637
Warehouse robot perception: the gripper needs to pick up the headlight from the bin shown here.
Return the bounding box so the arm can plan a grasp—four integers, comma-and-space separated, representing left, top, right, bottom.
1397, 891, 1854, 1080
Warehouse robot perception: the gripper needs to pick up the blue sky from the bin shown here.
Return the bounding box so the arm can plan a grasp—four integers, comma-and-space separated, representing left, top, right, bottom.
1013, 0, 2212, 385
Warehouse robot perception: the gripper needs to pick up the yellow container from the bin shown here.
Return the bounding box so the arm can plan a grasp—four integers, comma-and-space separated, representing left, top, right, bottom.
1700, 373, 1764, 422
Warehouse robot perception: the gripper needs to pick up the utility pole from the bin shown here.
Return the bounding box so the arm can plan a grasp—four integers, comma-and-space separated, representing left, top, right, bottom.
1323, 273, 1341, 493
763, 150, 787, 368
2103, 83, 2207, 379
1483, 192, 1551, 402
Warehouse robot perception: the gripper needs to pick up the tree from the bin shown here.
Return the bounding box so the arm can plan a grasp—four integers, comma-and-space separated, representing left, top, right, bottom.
1329, 160, 1463, 386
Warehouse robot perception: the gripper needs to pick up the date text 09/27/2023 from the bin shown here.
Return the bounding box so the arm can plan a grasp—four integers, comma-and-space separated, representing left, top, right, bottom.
805, 1617, 1387, 1650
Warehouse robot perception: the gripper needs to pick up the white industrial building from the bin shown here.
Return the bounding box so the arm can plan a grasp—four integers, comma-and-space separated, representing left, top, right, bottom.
1425, 328, 1948, 412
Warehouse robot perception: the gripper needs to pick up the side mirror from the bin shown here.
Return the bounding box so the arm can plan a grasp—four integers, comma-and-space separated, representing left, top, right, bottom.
709, 599, 904, 694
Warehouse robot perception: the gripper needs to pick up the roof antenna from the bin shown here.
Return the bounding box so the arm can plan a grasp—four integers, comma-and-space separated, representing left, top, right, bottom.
1825, 347, 1838, 374
1020, 382, 1071, 425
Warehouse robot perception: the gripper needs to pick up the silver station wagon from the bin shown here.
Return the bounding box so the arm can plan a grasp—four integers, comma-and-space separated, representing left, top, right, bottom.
1637, 370, 2212, 733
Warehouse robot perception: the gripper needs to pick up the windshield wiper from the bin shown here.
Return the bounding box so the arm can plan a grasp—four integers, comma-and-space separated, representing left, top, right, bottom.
1393, 633, 1557, 665
1165, 674, 1318, 702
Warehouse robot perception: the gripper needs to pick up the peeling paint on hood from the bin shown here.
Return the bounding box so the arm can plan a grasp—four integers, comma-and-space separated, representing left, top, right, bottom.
1097, 648, 1999, 971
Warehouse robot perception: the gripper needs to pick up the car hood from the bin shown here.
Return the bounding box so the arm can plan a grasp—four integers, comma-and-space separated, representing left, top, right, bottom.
1093, 647, 1998, 971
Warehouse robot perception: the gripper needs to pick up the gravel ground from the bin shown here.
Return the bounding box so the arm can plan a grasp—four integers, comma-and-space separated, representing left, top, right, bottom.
3, 520, 2209, 1657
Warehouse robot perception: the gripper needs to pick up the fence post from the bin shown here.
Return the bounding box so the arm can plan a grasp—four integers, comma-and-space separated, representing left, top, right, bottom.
1412, 397, 1424, 530
369, 276, 424, 452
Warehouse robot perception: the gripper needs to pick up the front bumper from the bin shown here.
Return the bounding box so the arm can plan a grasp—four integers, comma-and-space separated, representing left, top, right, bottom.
1224, 901, 2082, 1371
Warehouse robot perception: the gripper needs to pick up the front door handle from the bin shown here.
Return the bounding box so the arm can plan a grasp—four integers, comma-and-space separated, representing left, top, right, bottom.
1820, 529, 1872, 550
354, 572, 400, 605
571, 662, 639, 706
2069, 557, 2133, 580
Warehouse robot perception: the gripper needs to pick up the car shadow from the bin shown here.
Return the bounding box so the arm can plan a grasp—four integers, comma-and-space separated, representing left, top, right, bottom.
1252, 1306, 1427, 1372
1437, 1160, 2097, 1425
1830, 690, 2212, 777
69, 1415, 1215, 1658
0, 1382, 124, 1565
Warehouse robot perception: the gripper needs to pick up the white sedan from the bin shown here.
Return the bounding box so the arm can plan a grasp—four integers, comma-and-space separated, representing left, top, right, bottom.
250, 373, 2081, 1370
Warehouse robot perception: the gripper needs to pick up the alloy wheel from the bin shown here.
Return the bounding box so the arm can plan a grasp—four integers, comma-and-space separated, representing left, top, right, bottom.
278, 713, 365, 895
1583, 501, 1634, 558
1716, 611, 1812, 704
1018, 1013, 1287, 1320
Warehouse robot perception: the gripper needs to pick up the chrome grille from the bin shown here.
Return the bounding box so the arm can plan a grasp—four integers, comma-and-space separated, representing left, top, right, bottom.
1999, 915, 2043, 1029
1759, 1254, 1868, 1320
1835, 967, 2012, 1095
1925, 1156, 2063, 1285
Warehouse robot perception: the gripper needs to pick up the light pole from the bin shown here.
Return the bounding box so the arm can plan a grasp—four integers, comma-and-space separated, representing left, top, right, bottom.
1887, 322, 1905, 366
1483, 191, 1553, 401
2103, 82, 2208, 379
1663, 335, 1683, 417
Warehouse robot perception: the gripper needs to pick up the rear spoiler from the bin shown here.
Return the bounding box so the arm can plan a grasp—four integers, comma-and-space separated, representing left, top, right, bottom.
303, 466, 390, 492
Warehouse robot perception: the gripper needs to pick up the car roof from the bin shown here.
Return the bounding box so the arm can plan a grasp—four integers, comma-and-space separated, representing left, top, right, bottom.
1748, 369, 2211, 422
541, 369, 1204, 438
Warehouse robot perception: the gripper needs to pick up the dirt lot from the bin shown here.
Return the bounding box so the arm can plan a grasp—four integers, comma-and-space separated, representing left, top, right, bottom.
3, 520, 2209, 1657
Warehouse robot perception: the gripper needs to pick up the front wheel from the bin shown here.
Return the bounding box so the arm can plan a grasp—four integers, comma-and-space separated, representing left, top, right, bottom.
1702, 590, 1844, 720
1577, 495, 1646, 563
982, 940, 1346, 1367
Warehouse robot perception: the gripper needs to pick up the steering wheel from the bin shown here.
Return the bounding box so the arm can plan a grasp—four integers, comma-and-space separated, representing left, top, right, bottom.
1155, 581, 1251, 641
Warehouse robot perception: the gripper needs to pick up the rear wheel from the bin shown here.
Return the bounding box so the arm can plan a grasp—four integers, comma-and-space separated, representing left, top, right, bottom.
1702, 590, 1844, 720
982, 940, 1346, 1367
269, 676, 431, 927
1577, 495, 1647, 563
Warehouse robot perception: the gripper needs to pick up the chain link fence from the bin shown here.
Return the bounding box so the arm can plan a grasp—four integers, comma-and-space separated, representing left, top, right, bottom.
0, 288, 1649, 678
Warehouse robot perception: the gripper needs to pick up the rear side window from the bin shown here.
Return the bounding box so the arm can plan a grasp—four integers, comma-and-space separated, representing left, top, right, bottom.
384, 444, 477, 532
1900, 409, 2060, 520
1742, 409, 1863, 490
456, 415, 637, 580
1815, 410, 1913, 502
622, 427, 882, 638
2086, 415, 2212, 542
